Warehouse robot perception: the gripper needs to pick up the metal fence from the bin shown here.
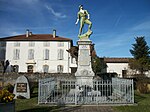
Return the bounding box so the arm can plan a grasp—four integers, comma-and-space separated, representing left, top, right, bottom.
38, 78, 134, 105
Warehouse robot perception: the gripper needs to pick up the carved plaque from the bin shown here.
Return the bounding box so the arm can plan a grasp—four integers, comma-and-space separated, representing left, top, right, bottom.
16, 83, 27, 92
79, 49, 90, 65
81, 45, 88, 49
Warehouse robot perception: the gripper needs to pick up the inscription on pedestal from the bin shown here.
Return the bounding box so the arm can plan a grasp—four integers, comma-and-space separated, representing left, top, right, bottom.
79, 49, 90, 65
17, 83, 27, 92
13, 75, 30, 99
81, 45, 88, 49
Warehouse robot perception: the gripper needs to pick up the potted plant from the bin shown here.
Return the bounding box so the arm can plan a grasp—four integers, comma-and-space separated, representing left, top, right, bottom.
0, 85, 15, 112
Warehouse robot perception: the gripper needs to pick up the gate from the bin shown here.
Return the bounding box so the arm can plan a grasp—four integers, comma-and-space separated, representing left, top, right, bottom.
38, 78, 134, 105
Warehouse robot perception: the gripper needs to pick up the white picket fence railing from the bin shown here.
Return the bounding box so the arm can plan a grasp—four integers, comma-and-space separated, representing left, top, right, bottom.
38, 78, 134, 105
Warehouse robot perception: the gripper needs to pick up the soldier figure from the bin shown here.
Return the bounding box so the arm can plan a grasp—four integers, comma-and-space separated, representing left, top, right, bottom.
75, 5, 92, 36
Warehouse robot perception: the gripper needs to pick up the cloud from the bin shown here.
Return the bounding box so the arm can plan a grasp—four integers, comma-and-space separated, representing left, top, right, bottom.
131, 20, 150, 31
45, 5, 67, 19
114, 15, 122, 27
11, 32, 20, 36
0, 30, 22, 37
95, 19, 150, 51
95, 32, 130, 48
9, 0, 40, 5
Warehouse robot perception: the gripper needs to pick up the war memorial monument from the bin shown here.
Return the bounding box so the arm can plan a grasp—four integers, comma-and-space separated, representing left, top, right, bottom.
38, 5, 134, 105
75, 5, 95, 87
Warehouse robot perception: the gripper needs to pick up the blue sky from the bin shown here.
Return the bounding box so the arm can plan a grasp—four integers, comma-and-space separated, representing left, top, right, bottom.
0, 0, 150, 57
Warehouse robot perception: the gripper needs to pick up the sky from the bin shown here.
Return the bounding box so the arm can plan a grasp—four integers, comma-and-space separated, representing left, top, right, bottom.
0, 0, 150, 57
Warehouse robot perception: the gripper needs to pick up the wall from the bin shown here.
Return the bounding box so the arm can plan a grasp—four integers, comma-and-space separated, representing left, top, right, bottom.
106, 62, 128, 77
5, 41, 71, 73
0, 73, 75, 86
0, 41, 6, 60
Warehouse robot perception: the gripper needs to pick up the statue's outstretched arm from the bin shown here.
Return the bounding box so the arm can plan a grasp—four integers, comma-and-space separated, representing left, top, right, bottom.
75, 12, 80, 25
75, 19, 79, 25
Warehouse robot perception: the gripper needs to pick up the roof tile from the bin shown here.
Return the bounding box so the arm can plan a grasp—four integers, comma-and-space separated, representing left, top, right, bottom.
0, 34, 72, 41
103, 58, 132, 63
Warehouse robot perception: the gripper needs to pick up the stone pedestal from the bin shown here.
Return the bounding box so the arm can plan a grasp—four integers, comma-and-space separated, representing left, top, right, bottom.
75, 38, 95, 87
13, 75, 30, 99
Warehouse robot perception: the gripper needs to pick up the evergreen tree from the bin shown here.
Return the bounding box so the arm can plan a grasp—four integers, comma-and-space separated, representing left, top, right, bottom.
92, 56, 107, 75
129, 36, 150, 75
130, 37, 150, 59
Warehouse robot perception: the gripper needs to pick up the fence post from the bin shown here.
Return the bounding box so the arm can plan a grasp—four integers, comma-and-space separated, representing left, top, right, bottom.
132, 79, 134, 103
38, 79, 40, 104
75, 82, 77, 105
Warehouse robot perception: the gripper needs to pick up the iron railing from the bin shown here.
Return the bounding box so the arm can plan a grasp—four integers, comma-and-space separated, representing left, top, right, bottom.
38, 78, 134, 105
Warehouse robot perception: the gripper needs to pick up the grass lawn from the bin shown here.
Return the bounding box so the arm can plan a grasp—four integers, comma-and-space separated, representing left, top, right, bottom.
15, 88, 60, 112
16, 97, 60, 112
114, 92, 150, 112
16, 88, 150, 112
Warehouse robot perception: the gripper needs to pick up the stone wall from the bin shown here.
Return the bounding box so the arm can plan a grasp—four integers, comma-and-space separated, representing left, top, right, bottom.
0, 73, 75, 86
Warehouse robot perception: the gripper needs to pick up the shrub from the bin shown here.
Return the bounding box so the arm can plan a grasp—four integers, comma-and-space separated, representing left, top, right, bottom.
0, 89, 15, 103
3, 83, 14, 93
30, 82, 38, 94
136, 80, 149, 94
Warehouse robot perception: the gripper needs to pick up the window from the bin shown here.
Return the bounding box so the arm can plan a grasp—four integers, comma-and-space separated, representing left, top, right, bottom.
43, 42, 50, 47
43, 65, 49, 73
57, 49, 64, 60
122, 70, 127, 78
13, 49, 20, 60
44, 49, 49, 60
58, 42, 64, 47
57, 65, 63, 73
29, 42, 35, 47
0, 49, 5, 59
14, 42, 20, 47
71, 57, 76, 64
27, 65, 33, 73
43, 49, 48, 60
0, 42, 6, 47
11, 65, 19, 72
28, 49, 34, 60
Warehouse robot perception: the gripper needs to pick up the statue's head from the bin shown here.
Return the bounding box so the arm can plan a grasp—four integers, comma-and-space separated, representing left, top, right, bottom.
79, 5, 83, 10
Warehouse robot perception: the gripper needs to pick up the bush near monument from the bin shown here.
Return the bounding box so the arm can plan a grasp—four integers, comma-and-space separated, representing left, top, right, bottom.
0, 84, 15, 103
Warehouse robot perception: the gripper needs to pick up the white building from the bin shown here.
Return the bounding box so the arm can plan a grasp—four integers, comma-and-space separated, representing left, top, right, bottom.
103, 58, 150, 78
0, 30, 76, 73
103, 58, 130, 78
0, 30, 149, 77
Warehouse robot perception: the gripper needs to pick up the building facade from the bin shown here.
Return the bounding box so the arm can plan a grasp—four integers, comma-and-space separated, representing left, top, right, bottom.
104, 58, 130, 78
0, 30, 149, 77
0, 30, 76, 73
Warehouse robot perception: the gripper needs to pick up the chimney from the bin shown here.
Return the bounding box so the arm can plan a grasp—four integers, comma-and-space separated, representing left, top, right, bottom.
29, 32, 32, 36
53, 29, 56, 38
26, 29, 29, 37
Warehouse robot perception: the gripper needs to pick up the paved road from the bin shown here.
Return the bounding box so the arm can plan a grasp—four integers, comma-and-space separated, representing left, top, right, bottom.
54, 106, 114, 112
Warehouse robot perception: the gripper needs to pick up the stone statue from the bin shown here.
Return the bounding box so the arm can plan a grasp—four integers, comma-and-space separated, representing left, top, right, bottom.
75, 5, 92, 39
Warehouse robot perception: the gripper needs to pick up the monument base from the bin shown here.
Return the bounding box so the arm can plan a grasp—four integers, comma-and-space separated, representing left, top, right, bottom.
76, 76, 94, 87
75, 38, 95, 87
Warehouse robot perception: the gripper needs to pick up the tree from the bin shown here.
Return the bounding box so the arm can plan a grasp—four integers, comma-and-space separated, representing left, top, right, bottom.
92, 56, 107, 75
129, 36, 150, 75
90, 44, 107, 74
129, 37, 150, 93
